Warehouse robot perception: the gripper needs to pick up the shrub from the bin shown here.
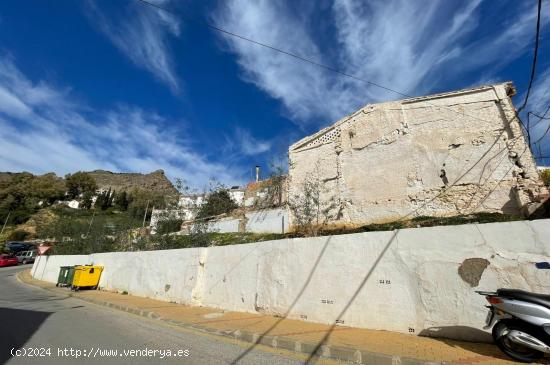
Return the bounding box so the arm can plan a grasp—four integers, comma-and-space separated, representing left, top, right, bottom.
156, 219, 183, 235
196, 189, 238, 219
8, 230, 30, 241
65, 172, 97, 199
541, 169, 550, 186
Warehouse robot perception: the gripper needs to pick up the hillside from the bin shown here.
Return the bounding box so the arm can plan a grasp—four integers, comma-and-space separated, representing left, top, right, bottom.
0, 172, 26, 183
86, 169, 177, 194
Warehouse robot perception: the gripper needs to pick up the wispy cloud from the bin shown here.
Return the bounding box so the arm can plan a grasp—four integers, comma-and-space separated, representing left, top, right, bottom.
212, 0, 549, 128
232, 127, 271, 156
86, 0, 181, 92
0, 56, 242, 187
212, 0, 339, 124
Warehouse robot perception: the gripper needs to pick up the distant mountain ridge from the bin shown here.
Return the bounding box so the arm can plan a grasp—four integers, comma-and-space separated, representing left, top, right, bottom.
86, 169, 177, 194
0, 170, 177, 195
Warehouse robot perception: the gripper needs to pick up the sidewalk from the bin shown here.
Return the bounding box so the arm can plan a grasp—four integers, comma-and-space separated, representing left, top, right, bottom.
18, 269, 533, 365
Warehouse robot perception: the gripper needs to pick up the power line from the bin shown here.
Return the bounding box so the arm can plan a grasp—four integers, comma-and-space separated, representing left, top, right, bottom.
526, 107, 550, 131
517, 0, 543, 115
533, 122, 550, 144
134, 0, 410, 98
529, 109, 550, 121
135, 0, 539, 205
134, 0, 518, 128
135, 0, 540, 209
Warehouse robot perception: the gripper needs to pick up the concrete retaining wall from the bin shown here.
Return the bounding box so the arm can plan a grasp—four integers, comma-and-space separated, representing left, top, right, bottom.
208, 217, 240, 233
32, 219, 550, 341
245, 208, 288, 234
31, 254, 91, 283
205, 208, 289, 234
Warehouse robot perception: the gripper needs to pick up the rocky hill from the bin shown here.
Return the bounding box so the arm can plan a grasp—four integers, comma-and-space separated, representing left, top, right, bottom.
87, 169, 177, 194
0, 171, 22, 184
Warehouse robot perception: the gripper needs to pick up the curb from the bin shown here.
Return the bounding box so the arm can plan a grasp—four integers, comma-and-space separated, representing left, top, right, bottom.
17, 271, 445, 365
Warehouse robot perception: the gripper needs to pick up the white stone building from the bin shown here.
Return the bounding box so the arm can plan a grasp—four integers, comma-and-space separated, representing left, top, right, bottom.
288, 82, 546, 226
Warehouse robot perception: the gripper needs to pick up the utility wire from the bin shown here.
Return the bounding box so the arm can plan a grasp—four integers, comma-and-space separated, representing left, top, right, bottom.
134, 0, 517, 128
526, 107, 550, 131
533, 122, 550, 144
134, 0, 411, 98
134, 0, 539, 170
518, 0, 543, 115
135, 0, 538, 204
529, 109, 550, 121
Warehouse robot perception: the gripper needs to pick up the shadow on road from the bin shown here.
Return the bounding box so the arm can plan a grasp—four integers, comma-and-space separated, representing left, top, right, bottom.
0, 307, 51, 365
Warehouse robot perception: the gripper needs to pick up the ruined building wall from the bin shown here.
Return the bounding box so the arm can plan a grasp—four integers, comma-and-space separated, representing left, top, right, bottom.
288, 83, 544, 226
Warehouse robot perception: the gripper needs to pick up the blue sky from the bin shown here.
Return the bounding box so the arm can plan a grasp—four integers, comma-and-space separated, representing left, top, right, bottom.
0, 0, 549, 189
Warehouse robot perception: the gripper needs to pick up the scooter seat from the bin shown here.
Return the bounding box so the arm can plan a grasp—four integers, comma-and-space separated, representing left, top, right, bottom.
497, 289, 550, 309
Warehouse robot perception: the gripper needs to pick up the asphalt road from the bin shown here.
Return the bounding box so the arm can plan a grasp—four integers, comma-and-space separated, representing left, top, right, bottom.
0, 266, 323, 365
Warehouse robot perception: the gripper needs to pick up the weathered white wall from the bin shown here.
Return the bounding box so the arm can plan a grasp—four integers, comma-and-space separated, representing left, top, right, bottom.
208, 217, 240, 233
195, 208, 289, 234
245, 208, 289, 234
288, 83, 546, 227
31, 254, 91, 283
32, 219, 550, 341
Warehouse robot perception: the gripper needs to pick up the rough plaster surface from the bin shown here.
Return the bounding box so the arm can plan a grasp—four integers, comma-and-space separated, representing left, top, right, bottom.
208, 217, 240, 233
288, 83, 545, 227
32, 219, 550, 342
244, 208, 289, 234
197, 208, 289, 234
31, 254, 91, 283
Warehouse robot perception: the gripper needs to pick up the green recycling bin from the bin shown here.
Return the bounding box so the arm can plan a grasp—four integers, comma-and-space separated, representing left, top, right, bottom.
56, 266, 75, 287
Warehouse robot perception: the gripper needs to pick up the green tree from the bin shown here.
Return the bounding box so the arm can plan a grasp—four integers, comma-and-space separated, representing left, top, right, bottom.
65, 172, 97, 199
94, 191, 106, 210
196, 189, 238, 219
7, 229, 30, 241
127, 189, 166, 221
82, 191, 93, 210
0, 172, 66, 225
156, 218, 183, 235
95, 189, 113, 211
114, 191, 129, 211
29, 173, 66, 204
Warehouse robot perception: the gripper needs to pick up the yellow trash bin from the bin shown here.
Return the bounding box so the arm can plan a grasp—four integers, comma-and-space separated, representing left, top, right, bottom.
71, 265, 103, 291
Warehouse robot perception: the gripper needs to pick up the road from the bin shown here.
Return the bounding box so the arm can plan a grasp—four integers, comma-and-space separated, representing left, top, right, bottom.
0, 266, 324, 365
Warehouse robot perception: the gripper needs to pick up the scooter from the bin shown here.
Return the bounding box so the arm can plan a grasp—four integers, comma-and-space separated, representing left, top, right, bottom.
477, 289, 550, 362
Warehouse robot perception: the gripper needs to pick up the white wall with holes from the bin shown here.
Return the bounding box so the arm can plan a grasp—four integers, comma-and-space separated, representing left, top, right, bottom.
31, 219, 550, 342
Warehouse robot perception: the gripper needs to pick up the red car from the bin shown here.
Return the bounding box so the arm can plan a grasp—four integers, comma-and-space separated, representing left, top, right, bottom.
0, 255, 18, 267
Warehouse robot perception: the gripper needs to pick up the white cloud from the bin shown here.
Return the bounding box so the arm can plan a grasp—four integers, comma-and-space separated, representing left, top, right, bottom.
212, 1, 329, 122
0, 57, 242, 187
212, 0, 550, 128
86, 0, 181, 92
233, 127, 271, 155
